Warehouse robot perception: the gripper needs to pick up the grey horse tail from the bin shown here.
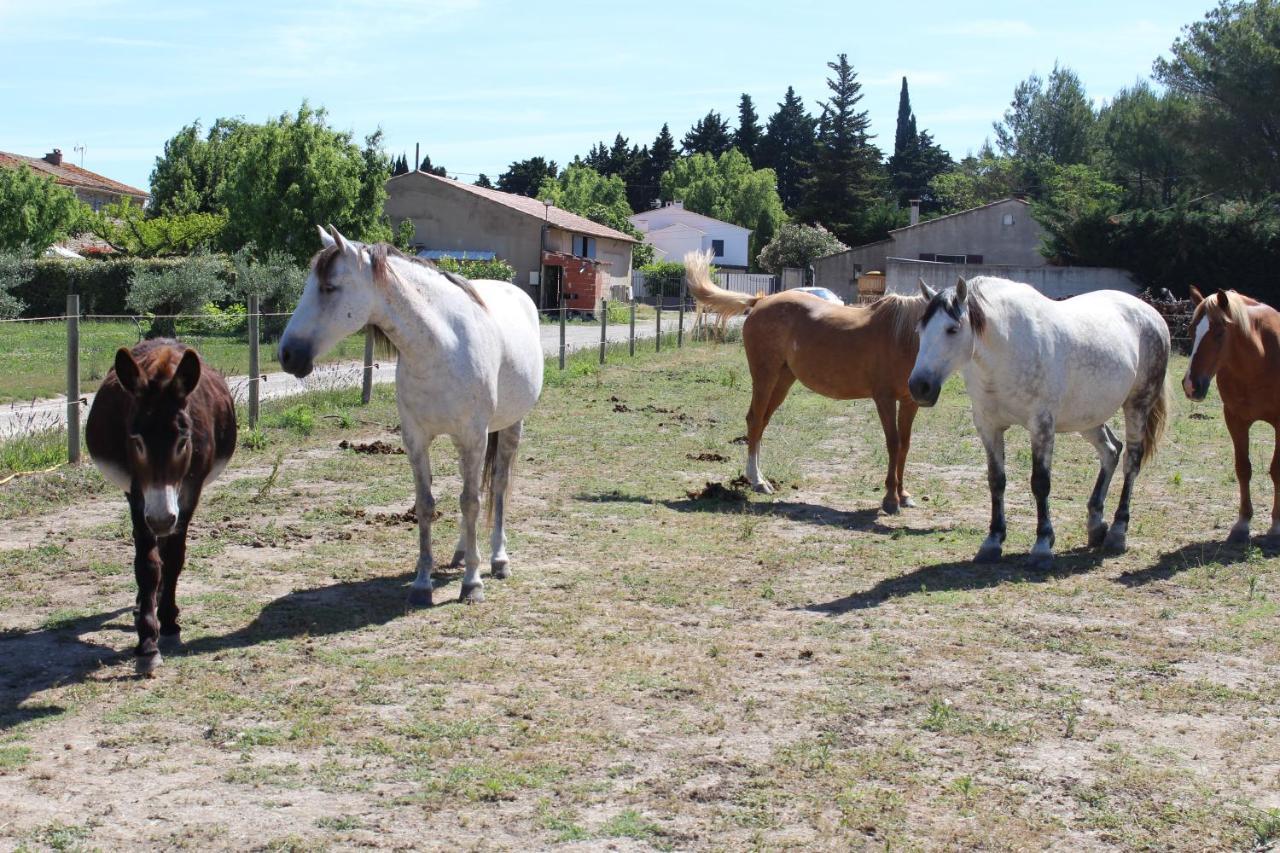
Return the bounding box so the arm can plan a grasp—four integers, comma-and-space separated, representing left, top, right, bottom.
1143, 377, 1170, 466
482, 431, 500, 525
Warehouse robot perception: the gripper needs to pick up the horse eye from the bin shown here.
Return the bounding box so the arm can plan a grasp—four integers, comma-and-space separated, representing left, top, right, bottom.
175, 435, 189, 453
130, 435, 145, 456
946, 325, 959, 336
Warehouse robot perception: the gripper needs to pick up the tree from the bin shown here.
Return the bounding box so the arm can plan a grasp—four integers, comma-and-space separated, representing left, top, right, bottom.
89, 198, 226, 257
149, 117, 252, 217
797, 54, 886, 245
929, 144, 1022, 213
759, 86, 818, 211
734, 94, 763, 166
416, 151, 447, 177
497, 157, 558, 196
660, 149, 786, 266
1094, 80, 1196, 207
230, 246, 306, 337
1031, 163, 1124, 264
887, 77, 953, 209
538, 164, 654, 265
634, 124, 679, 212
993, 63, 1096, 195
392, 153, 410, 176
0, 253, 27, 319
126, 254, 228, 337
1155, 0, 1280, 194
682, 110, 733, 156
474, 173, 493, 189
756, 222, 848, 273
0, 165, 88, 253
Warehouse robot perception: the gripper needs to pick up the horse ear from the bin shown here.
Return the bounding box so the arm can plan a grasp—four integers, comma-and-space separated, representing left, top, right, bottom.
114, 347, 144, 396
171, 349, 202, 400
955, 276, 968, 303
1215, 290, 1232, 319
317, 225, 336, 249
918, 278, 937, 300
1188, 285, 1203, 305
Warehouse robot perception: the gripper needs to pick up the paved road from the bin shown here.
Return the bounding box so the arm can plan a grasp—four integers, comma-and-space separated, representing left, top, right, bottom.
0, 313, 703, 438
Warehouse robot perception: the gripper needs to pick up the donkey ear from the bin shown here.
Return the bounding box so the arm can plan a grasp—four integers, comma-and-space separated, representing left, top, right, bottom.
171, 349, 202, 400
918, 278, 937, 300
1188, 285, 1203, 305
317, 224, 336, 249
955, 276, 968, 303
114, 347, 144, 396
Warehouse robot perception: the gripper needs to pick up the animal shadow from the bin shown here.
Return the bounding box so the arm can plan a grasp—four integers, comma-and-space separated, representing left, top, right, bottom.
804, 547, 1106, 614
1117, 536, 1280, 587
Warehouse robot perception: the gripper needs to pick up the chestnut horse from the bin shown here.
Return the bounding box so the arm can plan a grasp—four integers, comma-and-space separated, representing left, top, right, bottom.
685, 251, 925, 512
1183, 287, 1280, 543
87, 341, 236, 674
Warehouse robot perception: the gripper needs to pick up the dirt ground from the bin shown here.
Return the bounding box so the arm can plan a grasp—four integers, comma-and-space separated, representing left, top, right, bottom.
0, 343, 1277, 851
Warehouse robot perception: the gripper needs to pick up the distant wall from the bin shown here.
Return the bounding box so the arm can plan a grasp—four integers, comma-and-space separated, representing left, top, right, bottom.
885, 258, 1138, 299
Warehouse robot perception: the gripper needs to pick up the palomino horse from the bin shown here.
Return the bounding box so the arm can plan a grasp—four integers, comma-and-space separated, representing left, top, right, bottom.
279, 227, 543, 605
908, 276, 1169, 567
87, 341, 236, 674
685, 250, 925, 512
1183, 287, 1280, 543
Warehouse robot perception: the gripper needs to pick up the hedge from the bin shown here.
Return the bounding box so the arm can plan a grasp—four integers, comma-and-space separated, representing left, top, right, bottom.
10, 256, 237, 317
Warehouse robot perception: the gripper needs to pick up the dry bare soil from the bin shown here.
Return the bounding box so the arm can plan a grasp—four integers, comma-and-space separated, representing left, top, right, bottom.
0, 342, 1277, 851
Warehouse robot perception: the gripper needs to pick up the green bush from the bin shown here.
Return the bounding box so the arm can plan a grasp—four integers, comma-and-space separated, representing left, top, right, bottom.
9, 255, 237, 317
231, 247, 306, 339
639, 261, 688, 298
433, 256, 516, 282
0, 254, 28, 320
127, 254, 229, 338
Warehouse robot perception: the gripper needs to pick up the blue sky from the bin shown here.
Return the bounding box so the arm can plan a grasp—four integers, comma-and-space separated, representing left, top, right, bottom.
0, 0, 1214, 193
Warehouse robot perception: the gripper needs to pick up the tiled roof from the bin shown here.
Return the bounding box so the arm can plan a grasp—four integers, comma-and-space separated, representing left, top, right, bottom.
390, 171, 638, 244
0, 151, 149, 200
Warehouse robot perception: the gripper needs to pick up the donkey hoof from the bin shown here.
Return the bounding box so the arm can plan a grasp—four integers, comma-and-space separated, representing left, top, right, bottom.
974, 545, 1002, 564
1087, 523, 1109, 548
1103, 531, 1128, 554
459, 583, 485, 605
1226, 527, 1251, 546
449, 550, 466, 569
881, 497, 900, 515
407, 585, 434, 608
158, 631, 183, 650
491, 560, 510, 580
135, 651, 163, 677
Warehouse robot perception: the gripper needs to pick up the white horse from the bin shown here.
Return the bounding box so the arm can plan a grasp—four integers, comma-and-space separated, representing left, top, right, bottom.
279, 226, 543, 605
907, 276, 1169, 568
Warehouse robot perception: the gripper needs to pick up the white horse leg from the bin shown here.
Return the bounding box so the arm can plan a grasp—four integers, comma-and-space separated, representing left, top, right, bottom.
1105, 406, 1149, 554
1028, 419, 1056, 569
1081, 424, 1121, 547
489, 421, 523, 579
976, 425, 1007, 563
453, 432, 488, 604
403, 427, 436, 607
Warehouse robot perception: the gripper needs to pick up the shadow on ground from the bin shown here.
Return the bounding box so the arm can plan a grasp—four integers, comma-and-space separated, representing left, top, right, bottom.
803, 547, 1108, 613
1117, 535, 1280, 587
576, 489, 943, 536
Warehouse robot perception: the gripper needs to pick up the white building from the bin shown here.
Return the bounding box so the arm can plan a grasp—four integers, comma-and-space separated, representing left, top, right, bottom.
629, 201, 751, 270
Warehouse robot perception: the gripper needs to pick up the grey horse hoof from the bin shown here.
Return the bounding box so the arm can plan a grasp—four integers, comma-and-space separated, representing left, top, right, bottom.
1087, 523, 1109, 548
407, 585, 434, 607
974, 545, 1002, 564
881, 497, 900, 515
1027, 553, 1054, 571
136, 651, 163, 677
1226, 528, 1251, 546
158, 631, 183, 650
1103, 530, 1128, 554
449, 550, 466, 569
491, 560, 510, 580
459, 583, 485, 605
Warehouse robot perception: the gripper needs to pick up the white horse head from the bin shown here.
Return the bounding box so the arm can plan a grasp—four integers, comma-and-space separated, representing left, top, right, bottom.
279, 225, 378, 378
908, 276, 983, 406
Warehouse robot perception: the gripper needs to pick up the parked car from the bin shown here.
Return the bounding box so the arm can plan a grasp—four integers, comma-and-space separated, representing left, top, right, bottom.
791, 286, 844, 305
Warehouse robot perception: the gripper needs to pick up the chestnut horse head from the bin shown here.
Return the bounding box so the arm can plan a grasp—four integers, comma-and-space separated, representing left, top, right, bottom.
1183, 286, 1255, 401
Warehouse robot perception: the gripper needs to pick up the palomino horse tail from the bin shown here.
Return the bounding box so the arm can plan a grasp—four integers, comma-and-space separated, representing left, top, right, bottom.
683, 249, 760, 318
1142, 377, 1170, 467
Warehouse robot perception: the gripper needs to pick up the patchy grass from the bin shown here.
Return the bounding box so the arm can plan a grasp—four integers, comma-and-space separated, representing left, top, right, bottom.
0, 341, 1275, 850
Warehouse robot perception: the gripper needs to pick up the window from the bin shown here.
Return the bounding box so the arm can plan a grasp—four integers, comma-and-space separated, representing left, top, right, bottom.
572, 235, 596, 258
1002, 213, 1015, 226
934, 254, 967, 264
711, 239, 725, 258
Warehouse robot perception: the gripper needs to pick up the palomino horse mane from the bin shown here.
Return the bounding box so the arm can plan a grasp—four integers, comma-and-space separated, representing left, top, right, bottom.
1191, 287, 1254, 337
867, 292, 929, 342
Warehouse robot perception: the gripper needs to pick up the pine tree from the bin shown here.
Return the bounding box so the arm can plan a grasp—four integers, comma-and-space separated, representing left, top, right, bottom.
392, 153, 409, 176
734, 94, 763, 166
759, 86, 818, 211
682, 110, 732, 156
798, 54, 885, 245
474, 173, 493, 188
637, 123, 678, 211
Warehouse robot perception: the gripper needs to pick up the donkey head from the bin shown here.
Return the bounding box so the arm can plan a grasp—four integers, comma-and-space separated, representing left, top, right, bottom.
115, 346, 201, 536
279, 225, 377, 378
908, 277, 983, 406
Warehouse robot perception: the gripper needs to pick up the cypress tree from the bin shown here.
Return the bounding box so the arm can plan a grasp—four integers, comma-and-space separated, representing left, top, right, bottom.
734, 93, 763, 166
759, 86, 817, 211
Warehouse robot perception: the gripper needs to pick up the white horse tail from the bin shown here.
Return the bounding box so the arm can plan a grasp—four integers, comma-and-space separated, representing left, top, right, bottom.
683, 249, 760, 316
482, 431, 501, 524
1143, 377, 1170, 466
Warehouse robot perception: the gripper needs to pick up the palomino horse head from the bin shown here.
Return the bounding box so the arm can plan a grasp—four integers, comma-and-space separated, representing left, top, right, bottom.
1183, 286, 1251, 401
908, 276, 985, 407
279, 225, 379, 378
114, 346, 202, 536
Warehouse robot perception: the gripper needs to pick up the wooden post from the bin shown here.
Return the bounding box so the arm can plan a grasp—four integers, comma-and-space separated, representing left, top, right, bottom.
66, 294, 80, 464
678, 275, 687, 348
558, 295, 567, 370
599, 299, 608, 365
629, 299, 636, 357
361, 325, 374, 405
247, 295, 260, 427
656, 298, 662, 352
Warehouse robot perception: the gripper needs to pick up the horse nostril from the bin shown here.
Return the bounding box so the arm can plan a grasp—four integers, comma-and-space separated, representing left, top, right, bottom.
280, 347, 292, 368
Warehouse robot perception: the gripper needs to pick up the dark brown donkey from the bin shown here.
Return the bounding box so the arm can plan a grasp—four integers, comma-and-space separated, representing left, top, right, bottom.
87, 340, 236, 674
1183, 287, 1280, 543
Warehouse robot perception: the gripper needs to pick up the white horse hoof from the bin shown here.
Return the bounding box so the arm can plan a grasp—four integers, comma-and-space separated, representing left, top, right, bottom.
459, 583, 485, 605
974, 545, 1002, 564
449, 550, 466, 569
407, 585, 434, 607
491, 560, 510, 580
136, 651, 162, 676
752, 481, 773, 495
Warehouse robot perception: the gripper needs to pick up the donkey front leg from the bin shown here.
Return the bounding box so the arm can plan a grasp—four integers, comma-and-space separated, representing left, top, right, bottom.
453, 432, 489, 604
128, 492, 164, 675
1028, 419, 1057, 569
157, 516, 192, 647
975, 425, 1008, 564
403, 428, 437, 607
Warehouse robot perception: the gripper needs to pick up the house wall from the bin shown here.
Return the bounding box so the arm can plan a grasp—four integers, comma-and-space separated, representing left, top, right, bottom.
812, 240, 892, 302
646, 226, 705, 265
884, 257, 1138, 299
630, 204, 751, 269
891, 199, 1045, 267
